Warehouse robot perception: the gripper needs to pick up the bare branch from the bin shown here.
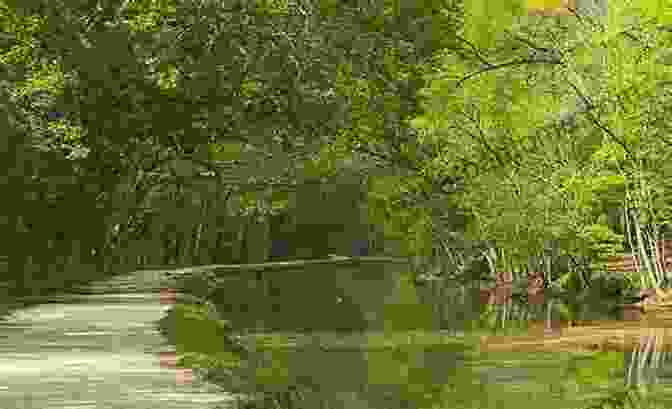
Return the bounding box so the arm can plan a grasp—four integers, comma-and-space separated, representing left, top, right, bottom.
447, 58, 562, 89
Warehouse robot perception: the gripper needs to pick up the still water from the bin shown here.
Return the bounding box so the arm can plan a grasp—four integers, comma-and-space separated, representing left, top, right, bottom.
5, 267, 672, 409
174, 277, 672, 409
0, 270, 236, 409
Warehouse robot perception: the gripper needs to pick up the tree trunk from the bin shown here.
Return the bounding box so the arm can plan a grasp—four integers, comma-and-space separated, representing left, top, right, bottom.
632, 207, 655, 286
483, 245, 497, 278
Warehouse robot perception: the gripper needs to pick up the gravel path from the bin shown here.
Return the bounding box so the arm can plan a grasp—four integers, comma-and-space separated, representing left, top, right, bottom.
0, 270, 236, 409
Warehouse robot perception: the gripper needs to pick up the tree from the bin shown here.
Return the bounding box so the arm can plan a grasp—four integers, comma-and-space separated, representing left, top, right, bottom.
0, 0, 468, 294
410, 0, 672, 287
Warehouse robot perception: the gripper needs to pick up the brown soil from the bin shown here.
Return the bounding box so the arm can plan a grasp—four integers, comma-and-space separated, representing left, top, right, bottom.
480, 313, 672, 353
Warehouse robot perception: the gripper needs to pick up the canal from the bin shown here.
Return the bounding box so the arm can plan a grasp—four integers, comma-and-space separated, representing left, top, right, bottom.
161, 260, 672, 409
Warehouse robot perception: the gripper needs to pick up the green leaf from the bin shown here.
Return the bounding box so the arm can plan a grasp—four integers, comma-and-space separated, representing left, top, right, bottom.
208, 142, 244, 161
575, 351, 624, 387
638, 0, 672, 24
464, 0, 522, 48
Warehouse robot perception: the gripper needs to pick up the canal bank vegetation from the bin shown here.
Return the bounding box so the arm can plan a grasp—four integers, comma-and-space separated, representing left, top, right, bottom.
411, 0, 672, 301
1, 0, 672, 407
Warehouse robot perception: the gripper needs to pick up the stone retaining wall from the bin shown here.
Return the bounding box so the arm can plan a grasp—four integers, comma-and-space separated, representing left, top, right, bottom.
172, 257, 435, 332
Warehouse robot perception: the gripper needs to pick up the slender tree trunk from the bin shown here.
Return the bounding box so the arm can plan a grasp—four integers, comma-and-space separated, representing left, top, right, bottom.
179, 227, 190, 266
193, 197, 210, 265
624, 202, 643, 284
162, 226, 173, 265
189, 223, 201, 265
194, 222, 205, 265
646, 224, 663, 284
233, 221, 246, 264
211, 229, 222, 264
483, 244, 497, 278
623, 204, 634, 254
661, 236, 670, 280
633, 207, 655, 286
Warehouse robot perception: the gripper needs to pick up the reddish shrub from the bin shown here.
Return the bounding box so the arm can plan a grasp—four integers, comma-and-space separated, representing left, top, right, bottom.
527, 272, 545, 305
480, 288, 495, 305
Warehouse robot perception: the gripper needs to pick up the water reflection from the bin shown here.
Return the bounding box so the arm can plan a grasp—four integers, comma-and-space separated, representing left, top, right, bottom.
194, 332, 472, 409
168, 271, 647, 409
625, 328, 672, 389
156, 264, 672, 409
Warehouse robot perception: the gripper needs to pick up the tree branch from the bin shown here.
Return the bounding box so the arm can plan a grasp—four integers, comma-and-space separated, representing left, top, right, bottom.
565, 80, 635, 161
446, 58, 562, 89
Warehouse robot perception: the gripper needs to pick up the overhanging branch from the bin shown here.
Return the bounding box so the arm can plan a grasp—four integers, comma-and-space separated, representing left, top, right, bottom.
448, 58, 563, 89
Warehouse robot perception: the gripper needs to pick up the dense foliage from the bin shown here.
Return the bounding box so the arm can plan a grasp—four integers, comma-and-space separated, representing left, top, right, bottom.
4, 1, 672, 408
0, 0, 464, 294
413, 0, 672, 288
2, 0, 671, 294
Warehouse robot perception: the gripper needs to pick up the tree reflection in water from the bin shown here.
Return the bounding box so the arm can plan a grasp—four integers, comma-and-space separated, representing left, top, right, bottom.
625, 329, 672, 390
